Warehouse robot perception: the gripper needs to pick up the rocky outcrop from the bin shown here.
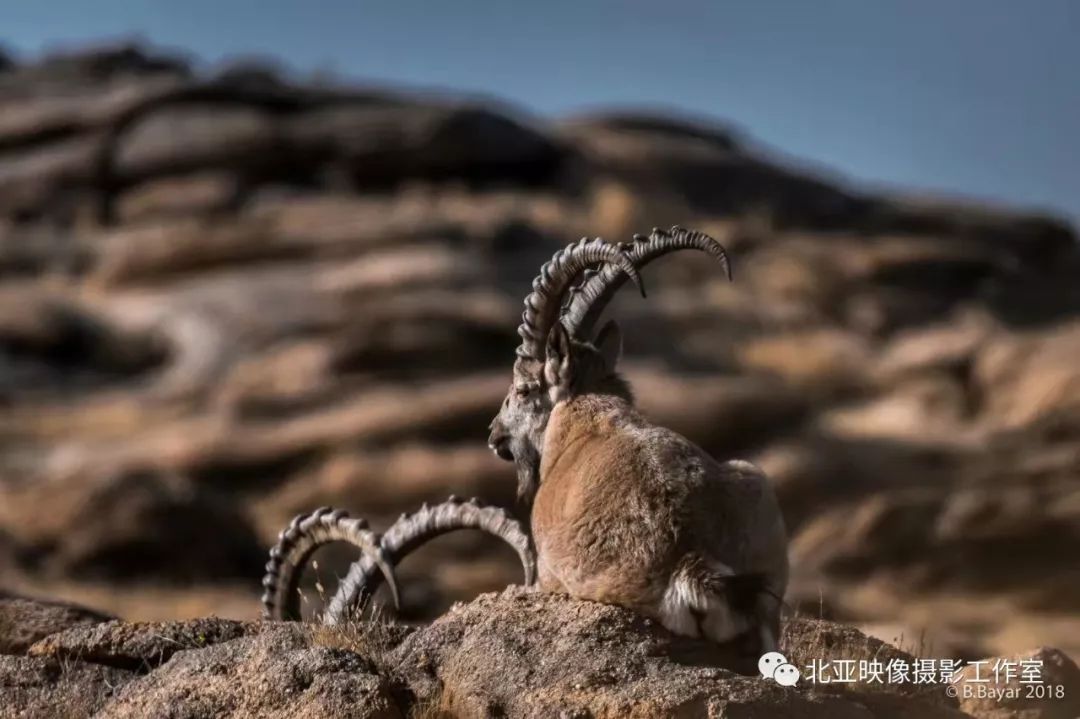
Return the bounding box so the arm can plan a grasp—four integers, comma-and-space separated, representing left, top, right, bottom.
0, 654, 133, 719
10, 590, 1077, 718
28, 617, 261, 670
0, 592, 113, 655
95, 625, 402, 719
389, 589, 966, 718
0, 42, 1078, 665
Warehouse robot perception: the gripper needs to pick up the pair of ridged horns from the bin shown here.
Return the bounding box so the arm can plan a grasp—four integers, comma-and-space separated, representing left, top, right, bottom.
514, 225, 731, 360
261, 497, 536, 622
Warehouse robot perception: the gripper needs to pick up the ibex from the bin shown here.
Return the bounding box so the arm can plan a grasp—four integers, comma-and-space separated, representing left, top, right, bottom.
261, 227, 787, 662
487, 226, 789, 657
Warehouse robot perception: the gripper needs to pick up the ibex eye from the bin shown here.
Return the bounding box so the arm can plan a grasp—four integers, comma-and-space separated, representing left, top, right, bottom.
515, 385, 531, 397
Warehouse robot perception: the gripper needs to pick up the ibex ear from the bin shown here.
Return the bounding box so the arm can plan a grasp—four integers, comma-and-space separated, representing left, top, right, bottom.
594, 319, 622, 371
544, 321, 575, 402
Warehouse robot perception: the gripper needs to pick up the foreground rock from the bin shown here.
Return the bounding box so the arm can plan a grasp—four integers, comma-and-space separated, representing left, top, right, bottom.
390, 589, 964, 718
96, 625, 402, 719
0, 655, 133, 718
5, 590, 1077, 718
0, 591, 113, 655
28, 616, 261, 670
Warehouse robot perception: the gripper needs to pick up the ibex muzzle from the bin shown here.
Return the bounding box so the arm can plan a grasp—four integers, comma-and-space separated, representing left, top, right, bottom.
487, 418, 513, 462
488, 379, 546, 508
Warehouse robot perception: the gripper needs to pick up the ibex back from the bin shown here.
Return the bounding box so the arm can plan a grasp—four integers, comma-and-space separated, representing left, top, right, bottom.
534, 321, 787, 656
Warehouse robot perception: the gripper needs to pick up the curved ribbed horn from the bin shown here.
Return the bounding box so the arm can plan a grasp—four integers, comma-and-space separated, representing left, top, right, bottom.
261, 507, 400, 621
324, 496, 535, 624
515, 238, 644, 361
562, 226, 731, 341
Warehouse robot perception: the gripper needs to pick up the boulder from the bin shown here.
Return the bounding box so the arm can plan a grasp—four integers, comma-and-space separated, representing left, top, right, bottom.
28, 617, 261, 670
97, 624, 401, 719
388, 588, 965, 718
0, 654, 133, 718
0, 593, 113, 655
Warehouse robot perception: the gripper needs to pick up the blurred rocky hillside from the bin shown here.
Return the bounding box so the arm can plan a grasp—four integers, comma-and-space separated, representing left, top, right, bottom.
0, 44, 1078, 661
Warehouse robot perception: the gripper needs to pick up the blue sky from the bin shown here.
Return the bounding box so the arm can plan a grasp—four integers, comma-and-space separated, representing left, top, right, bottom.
4, 1, 1078, 223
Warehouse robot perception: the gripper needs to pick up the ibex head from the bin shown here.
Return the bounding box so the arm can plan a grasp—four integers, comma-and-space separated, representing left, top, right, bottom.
488, 227, 731, 510
489, 319, 629, 508
487, 238, 642, 509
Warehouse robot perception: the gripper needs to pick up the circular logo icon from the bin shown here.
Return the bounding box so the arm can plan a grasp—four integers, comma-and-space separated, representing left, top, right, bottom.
774, 663, 801, 687
758, 651, 788, 679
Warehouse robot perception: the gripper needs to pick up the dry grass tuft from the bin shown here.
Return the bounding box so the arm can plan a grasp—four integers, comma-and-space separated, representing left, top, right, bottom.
307, 592, 409, 677
407, 689, 458, 719
309, 617, 398, 661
